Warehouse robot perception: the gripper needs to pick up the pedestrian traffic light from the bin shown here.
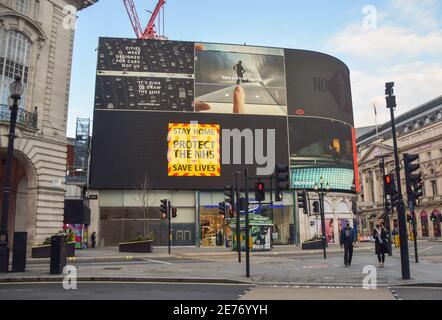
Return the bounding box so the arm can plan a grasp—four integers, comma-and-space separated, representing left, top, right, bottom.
224, 185, 234, 206
431, 214, 437, 223
172, 208, 177, 219
297, 191, 308, 214
404, 153, 423, 206
407, 214, 412, 223
255, 182, 265, 202
218, 201, 226, 216
385, 199, 391, 215
313, 200, 320, 214
275, 164, 289, 202
384, 174, 396, 197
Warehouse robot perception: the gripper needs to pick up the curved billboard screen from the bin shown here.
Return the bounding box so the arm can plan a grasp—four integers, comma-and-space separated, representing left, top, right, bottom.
91, 38, 358, 193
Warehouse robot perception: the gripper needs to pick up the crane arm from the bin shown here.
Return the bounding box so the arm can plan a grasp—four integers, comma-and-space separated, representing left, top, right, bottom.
123, 0, 144, 38
142, 0, 165, 39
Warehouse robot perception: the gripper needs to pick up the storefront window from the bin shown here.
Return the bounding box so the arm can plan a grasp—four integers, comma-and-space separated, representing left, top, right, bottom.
200, 208, 228, 247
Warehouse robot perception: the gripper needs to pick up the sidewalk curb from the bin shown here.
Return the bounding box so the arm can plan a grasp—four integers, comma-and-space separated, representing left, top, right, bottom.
0, 276, 253, 285
24, 247, 373, 264
393, 282, 442, 288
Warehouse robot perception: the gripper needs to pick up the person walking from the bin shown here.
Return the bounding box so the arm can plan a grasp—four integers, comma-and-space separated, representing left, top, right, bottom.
91, 232, 96, 248
340, 220, 355, 267
374, 222, 388, 268
233, 61, 245, 84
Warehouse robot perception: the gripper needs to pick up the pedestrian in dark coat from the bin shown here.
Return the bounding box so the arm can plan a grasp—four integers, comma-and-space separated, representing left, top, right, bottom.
340, 221, 355, 267
91, 232, 96, 248
374, 223, 388, 268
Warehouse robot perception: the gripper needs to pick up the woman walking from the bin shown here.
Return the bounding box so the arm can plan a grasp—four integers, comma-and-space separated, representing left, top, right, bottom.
374, 222, 388, 268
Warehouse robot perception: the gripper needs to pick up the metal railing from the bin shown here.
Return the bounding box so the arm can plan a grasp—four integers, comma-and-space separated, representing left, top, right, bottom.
0, 104, 38, 130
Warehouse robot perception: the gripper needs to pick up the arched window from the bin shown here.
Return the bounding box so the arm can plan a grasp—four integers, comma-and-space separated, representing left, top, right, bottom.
0, 29, 32, 108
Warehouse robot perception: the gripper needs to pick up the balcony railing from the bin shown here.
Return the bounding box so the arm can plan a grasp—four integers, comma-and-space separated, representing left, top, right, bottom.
0, 104, 38, 130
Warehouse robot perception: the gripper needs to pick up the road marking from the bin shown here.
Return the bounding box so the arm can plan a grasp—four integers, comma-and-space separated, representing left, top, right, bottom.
143, 259, 173, 265
410, 246, 433, 256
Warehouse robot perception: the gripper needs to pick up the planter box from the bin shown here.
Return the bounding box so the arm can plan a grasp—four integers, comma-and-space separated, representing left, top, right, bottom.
119, 240, 153, 253
302, 240, 324, 250
31, 242, 76, 258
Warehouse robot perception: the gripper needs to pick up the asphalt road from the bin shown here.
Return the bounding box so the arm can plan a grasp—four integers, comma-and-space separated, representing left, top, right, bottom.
0, 282, 254, 300
390, 286, 442, 300
1, 282, 441, 300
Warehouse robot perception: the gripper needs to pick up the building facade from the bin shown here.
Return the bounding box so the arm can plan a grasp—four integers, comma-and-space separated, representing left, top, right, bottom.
357, 96, 442, 239
0, 0, 96, 250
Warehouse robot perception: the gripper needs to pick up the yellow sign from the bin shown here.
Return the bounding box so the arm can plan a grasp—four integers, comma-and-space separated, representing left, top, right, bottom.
167, 123, 220, 177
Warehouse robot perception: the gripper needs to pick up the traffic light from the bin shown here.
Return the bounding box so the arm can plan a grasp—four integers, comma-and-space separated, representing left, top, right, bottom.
255, 182, 265, 202
407, 214, 412, 223
312, 201, 320, 214
172, 208, 177, 219
275, 164, 289, 202
431, 214, 437, 223
384, 174, 396, 197
385, 199, 391, 215
297, 191, 308, 214
218, 201, 226, 216
404, 153, 423, 206
160, 199, 168, 219
224, 185, 234, 206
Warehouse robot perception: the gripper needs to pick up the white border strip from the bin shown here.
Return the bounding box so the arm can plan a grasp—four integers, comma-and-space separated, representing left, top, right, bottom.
97, 70, 195, 79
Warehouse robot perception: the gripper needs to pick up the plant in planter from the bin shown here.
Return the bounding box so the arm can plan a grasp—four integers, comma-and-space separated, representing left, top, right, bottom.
302, 235, 324, 250
32, 231, 76, 258
119, 235, 154, 253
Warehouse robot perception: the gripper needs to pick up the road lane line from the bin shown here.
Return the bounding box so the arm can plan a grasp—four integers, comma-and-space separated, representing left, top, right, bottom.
143, 258, 173, 265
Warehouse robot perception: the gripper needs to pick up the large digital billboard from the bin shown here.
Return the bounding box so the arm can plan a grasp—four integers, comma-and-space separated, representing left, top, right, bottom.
91, 37, 358, 193
194, 43, 287, 115
288, 117, 357, 191
89, 110, 289, 190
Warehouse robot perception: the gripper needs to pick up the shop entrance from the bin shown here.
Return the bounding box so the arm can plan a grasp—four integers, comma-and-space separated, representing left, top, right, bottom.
200, 208, 229, 247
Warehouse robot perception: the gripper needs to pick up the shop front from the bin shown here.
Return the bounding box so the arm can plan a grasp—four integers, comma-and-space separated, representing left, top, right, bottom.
200, 206, 230, 247
198, 191, 295, 247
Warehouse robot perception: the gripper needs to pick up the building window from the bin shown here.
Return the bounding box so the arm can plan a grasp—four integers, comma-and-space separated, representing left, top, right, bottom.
15, 0, 30, 15
427, 152, 432, 160
431, 180, 438, 197
0, 29, 32, 108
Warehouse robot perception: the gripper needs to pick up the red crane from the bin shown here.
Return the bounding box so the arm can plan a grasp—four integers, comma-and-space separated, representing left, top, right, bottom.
123, 0, 166, 39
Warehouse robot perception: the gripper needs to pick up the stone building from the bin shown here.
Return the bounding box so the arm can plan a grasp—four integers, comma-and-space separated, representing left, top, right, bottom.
357, 96, 442, 239
0, 0, 96, 250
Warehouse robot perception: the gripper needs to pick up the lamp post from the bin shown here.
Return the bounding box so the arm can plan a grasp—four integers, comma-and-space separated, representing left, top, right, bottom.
314, 177, 330, 260
0, 76, 23, 273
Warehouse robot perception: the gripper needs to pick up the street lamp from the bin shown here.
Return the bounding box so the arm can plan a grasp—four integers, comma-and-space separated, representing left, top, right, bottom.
0, 76, 23, 273
314, 177, 329, 260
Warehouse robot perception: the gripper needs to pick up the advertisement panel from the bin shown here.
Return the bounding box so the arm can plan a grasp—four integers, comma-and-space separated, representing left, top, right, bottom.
89, 110, 289, 190
285, 49, 354, 126
167, 123, 221, 177
95, 38, 195, 111
195, 43, 287, 115
289, 116, 356, 192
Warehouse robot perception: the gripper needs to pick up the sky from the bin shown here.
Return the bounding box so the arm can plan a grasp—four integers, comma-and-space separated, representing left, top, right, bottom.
67, 0, 442, 137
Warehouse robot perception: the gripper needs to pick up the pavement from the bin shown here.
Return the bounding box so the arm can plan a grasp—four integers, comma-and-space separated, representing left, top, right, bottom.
1, 241, 442, 288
